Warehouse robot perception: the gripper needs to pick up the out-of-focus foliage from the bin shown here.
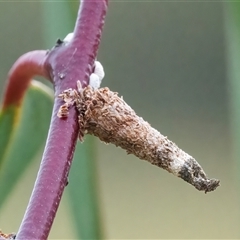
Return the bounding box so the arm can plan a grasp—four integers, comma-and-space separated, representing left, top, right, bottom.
0, 81, 53, 209
68, 137, 103, 239
225, 3, 240, 174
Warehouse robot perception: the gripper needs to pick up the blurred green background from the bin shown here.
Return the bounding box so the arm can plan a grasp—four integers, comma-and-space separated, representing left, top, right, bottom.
0, 1, 239, 239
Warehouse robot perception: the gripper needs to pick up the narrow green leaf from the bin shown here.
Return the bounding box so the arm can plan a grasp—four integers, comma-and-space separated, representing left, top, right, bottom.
0, 106, 16, 166
41, 2, 74, 46
224, 4, 240, 170
0, 81, 53, 208
68, 137, 103, 239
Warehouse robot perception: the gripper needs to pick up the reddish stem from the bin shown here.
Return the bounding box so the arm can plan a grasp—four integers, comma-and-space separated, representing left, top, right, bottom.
2, 50, 49, 109
16, 0, 108, 239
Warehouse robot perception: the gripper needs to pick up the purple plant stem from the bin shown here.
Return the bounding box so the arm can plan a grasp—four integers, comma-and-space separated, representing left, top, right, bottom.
2, 50, 49, 109
16, 0, 108, 239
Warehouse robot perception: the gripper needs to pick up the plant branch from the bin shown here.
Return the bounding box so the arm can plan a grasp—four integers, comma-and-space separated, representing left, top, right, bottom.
2, 50, 49, 109
15, 0, 108, 239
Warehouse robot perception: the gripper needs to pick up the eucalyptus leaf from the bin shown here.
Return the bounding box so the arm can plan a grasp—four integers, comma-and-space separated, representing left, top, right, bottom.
225, 3, 240, 169
68, 137, 103, 239
0, 81, 53, 209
